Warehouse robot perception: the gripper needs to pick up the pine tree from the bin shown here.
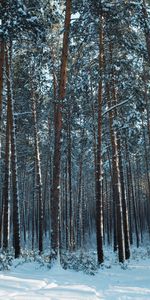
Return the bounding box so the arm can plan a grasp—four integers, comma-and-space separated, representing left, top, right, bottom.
5, 43, 21, 258
51, 0, 72, 259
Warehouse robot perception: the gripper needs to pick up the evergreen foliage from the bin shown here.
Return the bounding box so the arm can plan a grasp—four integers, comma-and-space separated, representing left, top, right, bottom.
0, 0, 150, 267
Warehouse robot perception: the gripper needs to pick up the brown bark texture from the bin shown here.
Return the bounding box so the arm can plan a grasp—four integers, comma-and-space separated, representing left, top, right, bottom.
51, 0, 72, 257
96, 14, 104, 265
5, 44, 21, 258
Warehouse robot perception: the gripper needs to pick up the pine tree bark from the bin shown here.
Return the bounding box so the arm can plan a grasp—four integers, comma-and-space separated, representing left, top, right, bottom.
2, 98, 10, 250
142, 0, 150, 61
67, 108, 74, 250
117, 137, 130, 259
143, 64, 150, 143
77, 149, 83, 249
51, 0, 72, 258
0, 2, 5, 247
0, 37, 4, 132
32, 90, 43, 254
5, 44, 21, 258
107, 83, 125, 263
127, 146, 140, 248
96, 13, 104, 265
108, 42, 128, 261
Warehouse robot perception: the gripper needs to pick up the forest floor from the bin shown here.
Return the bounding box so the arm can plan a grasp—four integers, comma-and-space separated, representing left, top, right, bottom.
0, 248, 150, 299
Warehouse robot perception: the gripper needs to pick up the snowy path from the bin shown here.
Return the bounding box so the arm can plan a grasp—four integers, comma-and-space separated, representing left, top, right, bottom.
0, 258, 150, 299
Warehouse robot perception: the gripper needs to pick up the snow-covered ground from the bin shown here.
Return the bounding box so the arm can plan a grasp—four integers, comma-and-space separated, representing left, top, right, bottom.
0, 250, 150, 300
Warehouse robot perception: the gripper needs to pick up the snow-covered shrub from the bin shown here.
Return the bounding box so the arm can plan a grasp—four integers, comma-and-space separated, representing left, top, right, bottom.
131, 247, 149, 261
14, 249, 51, 268
0, 251, 13, 271
146, 246, 150, 258
61, 251, 98, 275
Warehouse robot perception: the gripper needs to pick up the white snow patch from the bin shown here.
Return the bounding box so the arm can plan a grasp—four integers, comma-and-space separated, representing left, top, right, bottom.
0, 255, 150, 299
71, 12, 80, 19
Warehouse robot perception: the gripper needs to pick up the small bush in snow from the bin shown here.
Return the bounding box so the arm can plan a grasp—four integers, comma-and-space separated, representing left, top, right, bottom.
61, 251, 98, 275
14, 249, 51, 268
0, 251, 13, 271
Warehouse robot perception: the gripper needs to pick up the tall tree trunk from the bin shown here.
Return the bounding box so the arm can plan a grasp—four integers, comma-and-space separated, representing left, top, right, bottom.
107, 83, 125, 263
76, 149, 83, 250
96, 13, 104, 265
143, 64, 150, 142
5, 43, 21, 258
117, 137, 130, 259
32, 91, 43, 254
65, 159, 69, 250
67, 108, 74, 250
2, 97, 10, 250
0, 36, 4, 157
0, 0, 5, 247
51, 0, 72, 258
142, 0, 150, 61
106, 145, 116, 250
127, 148, 140, 248
109, 47, 130, 259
